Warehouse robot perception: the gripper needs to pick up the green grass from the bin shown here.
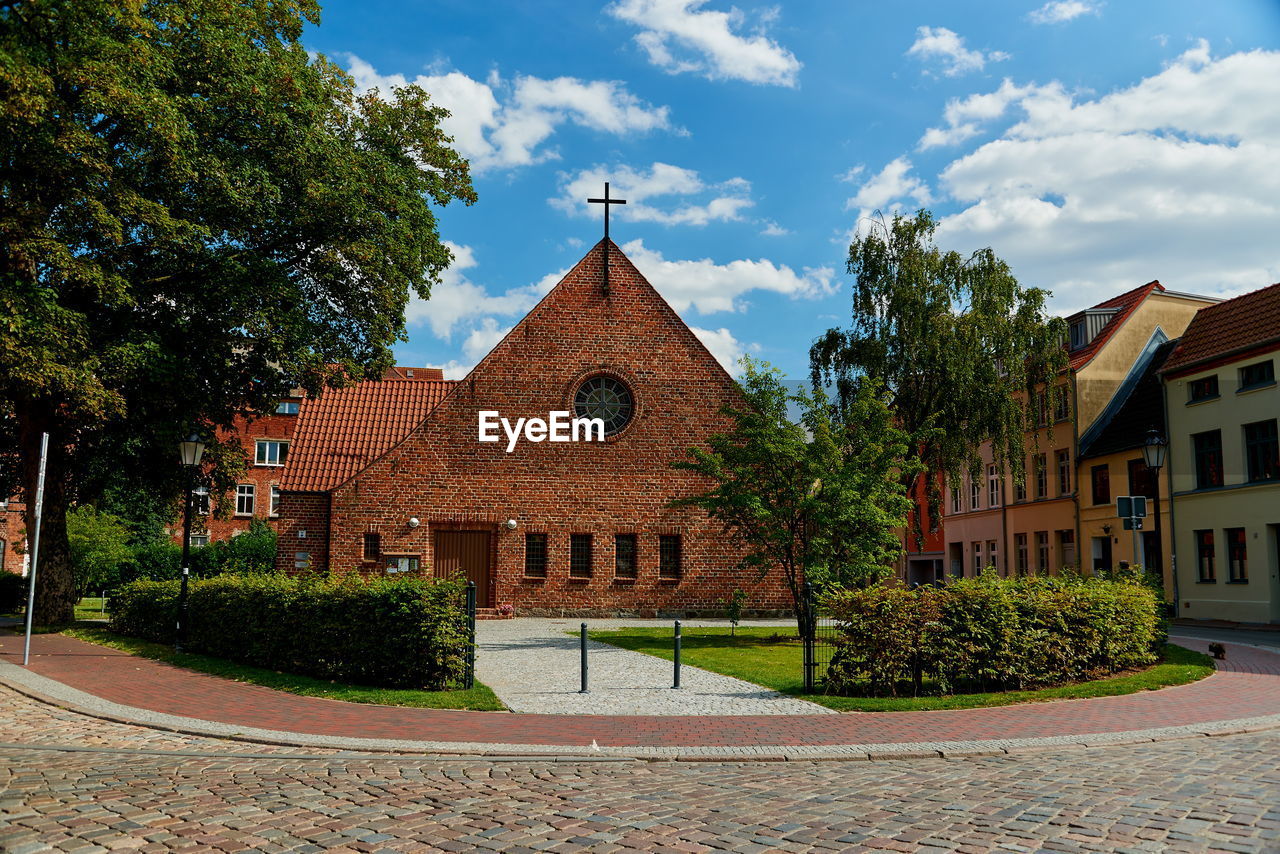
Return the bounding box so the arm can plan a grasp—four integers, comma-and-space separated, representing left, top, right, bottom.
61, 625, 506, 711
587, 625, 1214, 712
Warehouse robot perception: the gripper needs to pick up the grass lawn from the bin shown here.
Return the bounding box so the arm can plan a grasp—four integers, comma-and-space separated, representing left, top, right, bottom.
60, 625, 506, 711
587, 625, 1214, 712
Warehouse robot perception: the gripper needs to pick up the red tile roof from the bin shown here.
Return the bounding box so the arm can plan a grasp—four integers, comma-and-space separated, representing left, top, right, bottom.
1161, 282, 1280, 377
1067, 280, 1165, 371
281, 373, 456, 492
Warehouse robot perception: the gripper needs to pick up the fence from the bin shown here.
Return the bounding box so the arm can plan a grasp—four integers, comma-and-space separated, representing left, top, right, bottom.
800, 582, 840, 693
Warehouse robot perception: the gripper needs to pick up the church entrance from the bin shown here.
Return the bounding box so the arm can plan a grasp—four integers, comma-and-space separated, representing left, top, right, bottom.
434, 529, 493, 606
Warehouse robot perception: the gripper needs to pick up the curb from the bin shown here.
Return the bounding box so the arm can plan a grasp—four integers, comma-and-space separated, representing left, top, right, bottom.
3, 654, 1278, 763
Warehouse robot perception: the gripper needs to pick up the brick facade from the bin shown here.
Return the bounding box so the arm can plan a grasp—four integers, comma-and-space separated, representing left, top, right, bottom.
1, 498, 26, 576
276, 240, 794, 616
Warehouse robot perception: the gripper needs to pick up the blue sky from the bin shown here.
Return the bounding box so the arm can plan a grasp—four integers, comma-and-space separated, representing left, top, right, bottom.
303, 1, 1280, 380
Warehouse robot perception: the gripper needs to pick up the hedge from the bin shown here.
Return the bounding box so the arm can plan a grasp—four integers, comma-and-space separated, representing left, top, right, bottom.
109, 573, 470, 689
824, 572, 1164, 697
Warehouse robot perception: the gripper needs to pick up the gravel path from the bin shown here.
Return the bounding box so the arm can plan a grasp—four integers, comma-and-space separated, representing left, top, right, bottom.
474, 617, 837, 715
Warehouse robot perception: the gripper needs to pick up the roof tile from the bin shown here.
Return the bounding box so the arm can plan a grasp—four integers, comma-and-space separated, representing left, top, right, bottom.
1161, 282, 1280, 376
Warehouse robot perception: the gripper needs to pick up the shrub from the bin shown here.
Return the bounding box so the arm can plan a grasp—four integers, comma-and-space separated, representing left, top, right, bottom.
109, 573, 470, 689
0, 572, 27, 612
824, 572, 1163, 697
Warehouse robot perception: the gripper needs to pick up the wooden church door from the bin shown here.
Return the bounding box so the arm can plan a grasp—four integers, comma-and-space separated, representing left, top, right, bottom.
433, 530, 493, 606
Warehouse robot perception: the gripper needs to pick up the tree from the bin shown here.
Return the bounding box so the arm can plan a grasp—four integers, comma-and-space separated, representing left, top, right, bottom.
811, 210, 1068, 535
1, 0, 475, 623
673, 360, 915, 639
65, 505, 134, 596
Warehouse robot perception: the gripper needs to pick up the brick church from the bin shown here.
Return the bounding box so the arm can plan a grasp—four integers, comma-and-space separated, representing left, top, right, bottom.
273, 240, 791, 615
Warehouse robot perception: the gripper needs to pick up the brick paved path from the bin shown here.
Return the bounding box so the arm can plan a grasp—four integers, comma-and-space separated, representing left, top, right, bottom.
2, 632, 1278, 758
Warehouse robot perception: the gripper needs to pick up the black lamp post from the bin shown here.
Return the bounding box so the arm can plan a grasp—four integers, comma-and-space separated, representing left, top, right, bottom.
175, 433, 206, 652
1141, 428, 1168, 580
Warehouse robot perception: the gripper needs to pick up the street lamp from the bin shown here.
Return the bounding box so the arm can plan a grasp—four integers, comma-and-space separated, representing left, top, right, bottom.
175, 433, 205, 652
1141, 429, 1168, 584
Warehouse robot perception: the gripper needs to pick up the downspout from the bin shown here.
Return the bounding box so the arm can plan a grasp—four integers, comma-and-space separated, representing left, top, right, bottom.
1072, 372, 1083, 572
1162, 373, 1181, 615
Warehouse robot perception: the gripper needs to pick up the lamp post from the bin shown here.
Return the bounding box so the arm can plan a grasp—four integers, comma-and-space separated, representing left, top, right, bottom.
1141, 428, 1168, 582
175, 434, 206, 652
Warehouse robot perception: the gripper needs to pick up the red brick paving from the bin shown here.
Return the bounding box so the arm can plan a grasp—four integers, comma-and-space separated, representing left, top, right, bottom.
1, 633, 1276, 748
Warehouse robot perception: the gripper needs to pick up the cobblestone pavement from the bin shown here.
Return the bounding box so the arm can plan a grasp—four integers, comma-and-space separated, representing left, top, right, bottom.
1, 724, 1277, 852
475, 618, 833, 715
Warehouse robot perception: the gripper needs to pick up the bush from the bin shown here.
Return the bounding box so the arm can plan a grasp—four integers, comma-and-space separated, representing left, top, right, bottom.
0, 572, 27, 612
825, 572, 1164, 697
112, 519, 280, 590
109, 573, 470, 689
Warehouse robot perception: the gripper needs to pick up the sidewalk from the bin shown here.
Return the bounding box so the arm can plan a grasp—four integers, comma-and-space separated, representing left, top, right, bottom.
1, 629, 1278, 760
475, 617, 833, 715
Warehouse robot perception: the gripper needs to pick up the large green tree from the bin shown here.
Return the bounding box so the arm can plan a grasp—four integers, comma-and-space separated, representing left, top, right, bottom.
1, 0, 475, 623
811, 210, 1068, 534
673, 360, 914, 638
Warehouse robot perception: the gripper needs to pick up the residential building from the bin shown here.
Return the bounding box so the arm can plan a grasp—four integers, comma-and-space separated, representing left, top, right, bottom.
1161, 283, 1280, 624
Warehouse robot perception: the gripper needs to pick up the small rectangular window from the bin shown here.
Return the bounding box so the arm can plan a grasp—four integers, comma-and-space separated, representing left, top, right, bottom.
1239, 360, 1275, 390
1059, 529, 1076, 569
1244, 419, 1279, 483
1036, 531, 1049, 572
1015, 533, 1028, 576
1128, 458, 1156, 498
969, 478, 981, 511
950, 486, 961, 514
276, 400, 301, 415
987, 465, 1000, 508
190, 534, 209, 548
1014, 472, 1027, 502
270, 485, 281, 516
1192, 431, 1223, 489
570, 534, 593, 578
659, 534, 682, 580
1056, 449, 1071, 496
1188, 375, 1219, 402
235, 484, 255, 516
614, 534, 637, 579
362, 532, 381, 561
1035, 454, 1048, 499
1195, 530, 1216, 582
1091, 464, 1110, 505
1054, 388, 1070, 422
986, 539, 998, 573
524, 533, 548, 578
255, 440, 289, 466
1226, 527, 1247, 582
192, 485, 211, 515
971, 541, 982, 575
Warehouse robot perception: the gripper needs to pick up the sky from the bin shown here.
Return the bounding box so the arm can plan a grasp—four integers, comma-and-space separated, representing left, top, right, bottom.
302, 0, 1280, 380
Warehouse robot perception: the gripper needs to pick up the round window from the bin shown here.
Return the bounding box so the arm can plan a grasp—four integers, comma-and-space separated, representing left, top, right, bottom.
574, 375, 634, 436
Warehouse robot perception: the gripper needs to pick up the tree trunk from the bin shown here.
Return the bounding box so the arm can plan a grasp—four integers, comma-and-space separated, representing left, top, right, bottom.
17, 403, 77, 626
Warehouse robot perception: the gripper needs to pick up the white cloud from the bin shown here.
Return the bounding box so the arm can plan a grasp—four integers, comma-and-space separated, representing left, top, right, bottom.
1028, 1, 1101, 25
845, 156, 934, 225
759, 221, 790, 237
608, 0, 801, 86
552, 163, 754, 226
462, 318, 514, 362
921, 43, 1280, 310
918, 79, 1049, 149
425, 360, 474, 381
620, 238, 835, 314
689, 326, 756, 374
404, 242, 551, 340
906, 26, 1009, 77
346, 56, 673, 172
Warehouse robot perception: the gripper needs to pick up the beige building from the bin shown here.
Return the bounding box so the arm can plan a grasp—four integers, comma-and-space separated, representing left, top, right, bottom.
943, 281, 1215, 586
1161, 283, 1280, 624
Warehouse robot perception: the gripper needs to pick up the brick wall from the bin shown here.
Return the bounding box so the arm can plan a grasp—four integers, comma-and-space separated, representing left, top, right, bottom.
273, 491, 330, 574
277, 242, 796, 616
0, 500, 26, 576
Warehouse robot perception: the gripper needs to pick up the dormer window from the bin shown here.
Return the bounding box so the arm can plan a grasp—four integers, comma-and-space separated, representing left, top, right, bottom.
1069, 319, 1088, 351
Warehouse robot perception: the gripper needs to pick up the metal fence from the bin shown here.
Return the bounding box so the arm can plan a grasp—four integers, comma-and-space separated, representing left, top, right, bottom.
800, 582, 841, 693
463, 581, 477, 690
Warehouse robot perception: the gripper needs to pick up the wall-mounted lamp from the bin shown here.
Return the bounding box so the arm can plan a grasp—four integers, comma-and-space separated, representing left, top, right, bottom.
1102, 524, 1111, 535
505, 518, 518, 530
408, 517, 420, 529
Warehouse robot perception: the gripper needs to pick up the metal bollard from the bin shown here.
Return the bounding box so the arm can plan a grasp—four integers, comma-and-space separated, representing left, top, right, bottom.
673, 620, 682, 689
579, 622, 589, 693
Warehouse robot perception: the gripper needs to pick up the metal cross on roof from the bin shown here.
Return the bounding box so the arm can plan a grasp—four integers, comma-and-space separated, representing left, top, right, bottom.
588, 182, 626, 295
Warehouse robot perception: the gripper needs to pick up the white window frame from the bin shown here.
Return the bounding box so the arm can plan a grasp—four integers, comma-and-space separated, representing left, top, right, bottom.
235, 484, 255, 516
275, 400, 300, 415
969, 478, 981, 511
987, 465, 1000, 508
255, 440, 289, 467
190, 534, 210, 548
270, 485, 281, 517
192, 485, 211, 515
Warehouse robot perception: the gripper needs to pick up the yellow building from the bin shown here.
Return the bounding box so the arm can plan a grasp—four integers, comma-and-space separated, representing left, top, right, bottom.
1161, 283, 1280, 624
943, 281, 1216, 585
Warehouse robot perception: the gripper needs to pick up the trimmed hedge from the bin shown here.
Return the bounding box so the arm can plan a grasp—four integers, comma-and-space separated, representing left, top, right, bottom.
109, 573, 470, 689
0, 572, 27, 612
824, 572, 1164, 697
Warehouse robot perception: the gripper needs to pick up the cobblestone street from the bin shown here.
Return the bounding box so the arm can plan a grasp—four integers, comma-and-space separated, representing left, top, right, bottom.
2, 684, 1279, 853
